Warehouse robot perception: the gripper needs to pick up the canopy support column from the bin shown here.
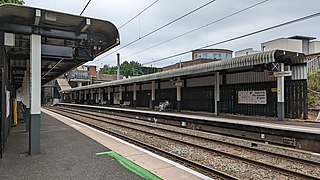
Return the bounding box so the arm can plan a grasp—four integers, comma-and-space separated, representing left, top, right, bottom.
119, 85, 123, 105
277, 63, 285, 120
176, 78, 182, 112
151, 81, 155, 109
107, 87, 111, 106
29, 34, 41, 155
214, 72, 220, 116
90, 89, 93, 104
133, 83, 137, 108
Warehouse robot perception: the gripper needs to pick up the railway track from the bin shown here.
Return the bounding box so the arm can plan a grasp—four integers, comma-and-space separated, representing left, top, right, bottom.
45, 106, 235, 180
46, 106, 320, 179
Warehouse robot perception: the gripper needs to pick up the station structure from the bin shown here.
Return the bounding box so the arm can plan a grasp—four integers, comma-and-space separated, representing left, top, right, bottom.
61, 50, 308, 121
0, 4, 120, 156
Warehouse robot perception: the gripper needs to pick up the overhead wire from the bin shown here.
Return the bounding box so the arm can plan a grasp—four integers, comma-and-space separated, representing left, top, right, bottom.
80, 0, 92, 16
142, 12, 320, 65
122, 0, 269, 60
90, 0, 217, 64
119, 0, 159, 29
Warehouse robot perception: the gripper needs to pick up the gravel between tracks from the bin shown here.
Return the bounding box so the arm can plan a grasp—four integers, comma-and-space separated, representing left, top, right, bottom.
49, 107, 320, 179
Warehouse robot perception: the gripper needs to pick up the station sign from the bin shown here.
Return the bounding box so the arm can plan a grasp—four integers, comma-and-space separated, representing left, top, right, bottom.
271, 88, 277, 93
238, 90, 267, 104
273, 71, 292, 77
174, 81, 183, 86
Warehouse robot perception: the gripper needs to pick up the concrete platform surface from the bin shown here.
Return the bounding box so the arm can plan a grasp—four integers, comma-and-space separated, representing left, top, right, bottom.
0, 112, 142, 180
42, 108, 210, 180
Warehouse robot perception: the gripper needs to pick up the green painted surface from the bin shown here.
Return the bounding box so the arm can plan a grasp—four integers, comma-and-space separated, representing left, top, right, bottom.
97, 151, 162, 180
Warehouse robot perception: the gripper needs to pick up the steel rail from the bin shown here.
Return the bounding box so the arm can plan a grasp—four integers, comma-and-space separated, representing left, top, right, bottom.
46, 107, 238, 180
56, 105, 320, 166
47, 107, 320, 180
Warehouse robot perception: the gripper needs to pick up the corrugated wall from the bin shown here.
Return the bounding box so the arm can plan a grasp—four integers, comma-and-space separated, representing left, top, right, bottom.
291, 65, 307, 80
226, 71, 276, 84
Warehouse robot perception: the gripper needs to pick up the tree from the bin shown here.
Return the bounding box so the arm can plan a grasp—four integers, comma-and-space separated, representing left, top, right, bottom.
99, 64, 117, 75
120, 61, 144, 77
0, 0, 24, 5
99, 60, 162, 77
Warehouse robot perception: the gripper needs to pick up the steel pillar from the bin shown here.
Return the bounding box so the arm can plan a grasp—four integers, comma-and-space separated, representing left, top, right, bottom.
0, 31, 5, 157
277, 63, 285, 120
176, 79, 182, 112
119, 85, 123, 104
133, 83, 137, 108
214, 72, 220, 116
98, 88, 101, 104
29, 34, 41, 155
117, 53, 120, 80
151, 81, 155, 109
90, 89, 93, 104
107, 87, 111, 106
101, 88, 104, 104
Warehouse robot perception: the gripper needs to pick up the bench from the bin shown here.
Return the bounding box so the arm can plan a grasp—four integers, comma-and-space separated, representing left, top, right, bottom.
156, 102, 173, 111
120, 101, 131, 107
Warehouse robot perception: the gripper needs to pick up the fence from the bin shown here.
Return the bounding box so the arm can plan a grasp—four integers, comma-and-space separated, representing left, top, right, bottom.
307, 56, 320, 72
308, 72, 320, 108
220, 80, 307, 118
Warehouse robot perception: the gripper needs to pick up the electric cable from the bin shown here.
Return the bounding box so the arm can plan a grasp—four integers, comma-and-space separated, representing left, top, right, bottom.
80, 0, 92, 16
142, 12, 320, 65
90, 0, 217, 64
122, 0, 268, 60
119, 0, 159, 29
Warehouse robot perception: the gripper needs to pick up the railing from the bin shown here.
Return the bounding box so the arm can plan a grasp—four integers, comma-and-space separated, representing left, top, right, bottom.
307, 56, 320, 72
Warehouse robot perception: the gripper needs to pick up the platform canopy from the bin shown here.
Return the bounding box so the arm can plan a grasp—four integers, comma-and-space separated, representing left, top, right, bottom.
0, 4, 120, 88
63, 50, 306, 92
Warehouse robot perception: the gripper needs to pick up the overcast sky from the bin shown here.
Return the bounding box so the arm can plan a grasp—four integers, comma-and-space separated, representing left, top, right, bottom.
25, 0, 320, 68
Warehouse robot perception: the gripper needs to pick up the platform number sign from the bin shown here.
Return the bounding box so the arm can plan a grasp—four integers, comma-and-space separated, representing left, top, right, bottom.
238, 90, 267, 104
267, 62, 280, 72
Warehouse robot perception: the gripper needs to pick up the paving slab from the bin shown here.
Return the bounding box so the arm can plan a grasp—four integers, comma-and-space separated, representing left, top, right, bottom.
0, 112, 142, 180
42, 108, 209, 180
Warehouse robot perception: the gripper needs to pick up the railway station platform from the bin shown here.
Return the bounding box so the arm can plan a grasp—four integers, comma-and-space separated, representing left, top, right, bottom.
0, 109, 209, 180
59, 103, 320, 134
56, 103, 320, 153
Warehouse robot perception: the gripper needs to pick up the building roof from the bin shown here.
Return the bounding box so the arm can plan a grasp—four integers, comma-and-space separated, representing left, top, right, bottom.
0, 4, 120, 88
95, 74, 118, 81
192, 49, 233, 53
288, 35, 316, 40
61, 50, 306, 92
56, 78, 71, 91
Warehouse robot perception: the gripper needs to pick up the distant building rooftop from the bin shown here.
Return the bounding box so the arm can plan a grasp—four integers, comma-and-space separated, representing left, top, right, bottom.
288, 35, 316, 40
192, 49, 233, 53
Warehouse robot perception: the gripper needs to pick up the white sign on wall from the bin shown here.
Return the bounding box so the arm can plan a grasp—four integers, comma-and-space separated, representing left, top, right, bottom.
238, 90, 267, 104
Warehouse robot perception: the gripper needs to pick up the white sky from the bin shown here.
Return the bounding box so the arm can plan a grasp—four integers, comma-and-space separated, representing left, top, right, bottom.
24, 0, 320, 68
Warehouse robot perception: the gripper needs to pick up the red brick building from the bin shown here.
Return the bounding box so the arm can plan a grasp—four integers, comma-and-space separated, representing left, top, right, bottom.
163, 49, 233, 71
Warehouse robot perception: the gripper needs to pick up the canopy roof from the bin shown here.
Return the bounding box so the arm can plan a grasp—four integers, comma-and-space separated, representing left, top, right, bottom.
63, 50, 306, 92
0, 4, 120, 88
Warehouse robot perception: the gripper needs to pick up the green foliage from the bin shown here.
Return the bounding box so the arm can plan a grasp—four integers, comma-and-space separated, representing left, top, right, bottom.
120, 61, 144, 77
308, 71, 320, 107
99, 64, 117, 75
308, 94, 315, 105
308, 71, 320, 92
99, 60, 162, 77
0, 0, 24, 5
